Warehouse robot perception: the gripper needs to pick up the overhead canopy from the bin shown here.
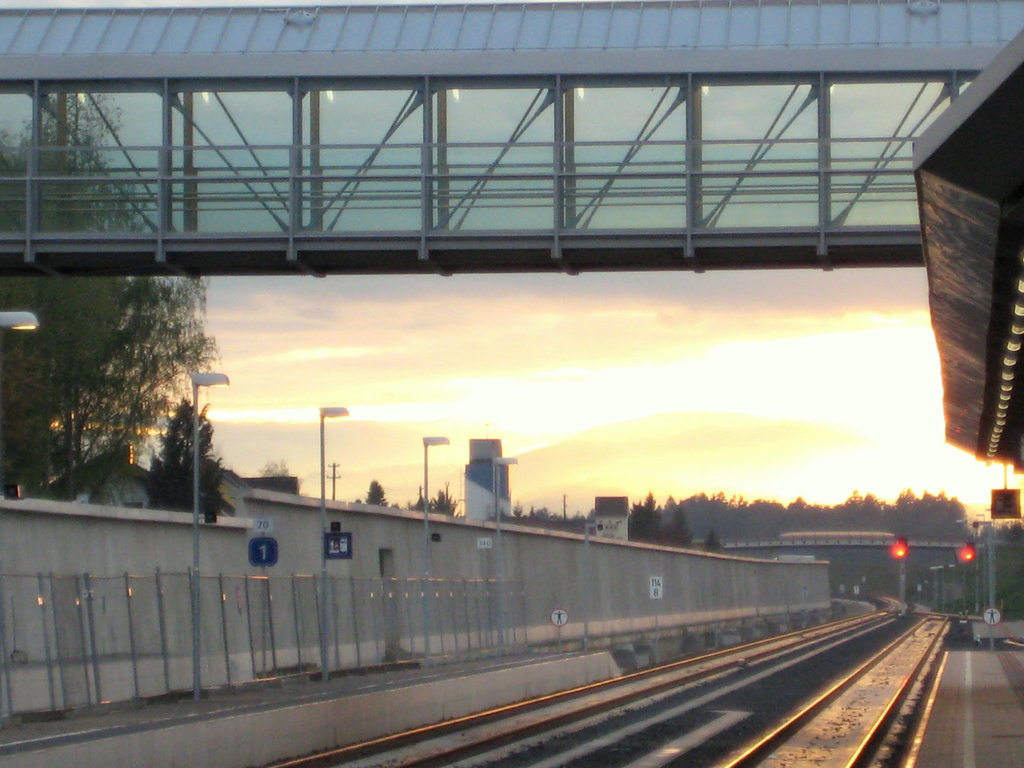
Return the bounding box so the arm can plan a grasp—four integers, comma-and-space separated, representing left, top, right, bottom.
915, 28, 1024, 466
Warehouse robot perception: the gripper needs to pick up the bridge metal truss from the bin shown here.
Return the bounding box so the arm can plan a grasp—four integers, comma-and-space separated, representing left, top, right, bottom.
0, 70, 972, 276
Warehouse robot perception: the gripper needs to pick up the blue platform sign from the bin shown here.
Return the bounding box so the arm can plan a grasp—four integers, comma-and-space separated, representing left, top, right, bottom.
249, 536, 279, 568
324, 531, 353, 560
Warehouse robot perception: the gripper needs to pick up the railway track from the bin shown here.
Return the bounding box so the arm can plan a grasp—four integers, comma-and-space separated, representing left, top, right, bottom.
269, 609, 945, 768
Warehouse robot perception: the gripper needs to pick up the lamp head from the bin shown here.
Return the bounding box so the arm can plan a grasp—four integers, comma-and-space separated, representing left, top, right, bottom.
423, 436, 450, 447
494, 457, 518, 467
190, 372, 229, 389
0, 311, 39, 331
320, 406, 350, 420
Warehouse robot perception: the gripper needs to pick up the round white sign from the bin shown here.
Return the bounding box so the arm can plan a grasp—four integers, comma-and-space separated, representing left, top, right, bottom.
983, 606, 1002, 626
550, 608, 569, 627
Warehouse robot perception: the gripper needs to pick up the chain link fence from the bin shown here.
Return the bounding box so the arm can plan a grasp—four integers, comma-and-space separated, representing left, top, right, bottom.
0, 571, 523, 717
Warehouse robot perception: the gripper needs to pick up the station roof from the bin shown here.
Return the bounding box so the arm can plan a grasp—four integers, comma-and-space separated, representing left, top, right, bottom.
915, 27, 1024, 466
0, 0, 1018, 81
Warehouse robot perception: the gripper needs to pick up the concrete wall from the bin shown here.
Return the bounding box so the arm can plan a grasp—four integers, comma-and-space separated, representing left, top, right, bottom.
0, 492, 830, 714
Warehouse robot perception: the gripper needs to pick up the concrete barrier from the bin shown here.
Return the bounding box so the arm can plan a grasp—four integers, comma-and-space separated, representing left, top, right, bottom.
6, 652, 620, 768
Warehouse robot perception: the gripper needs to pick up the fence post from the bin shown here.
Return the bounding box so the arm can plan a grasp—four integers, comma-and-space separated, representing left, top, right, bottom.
434, 580, 444, 656
265, 577, 278, 674
218, 573, 231, 686
38, 573, 56, 710
243, 576, 257, 680
0, 561, 9, 719
154, 568, 170, 695
75, 575, 93, 706
291, 575, 303, 671
348, 576, 361, 669
124, 573, 139, 700
330, 575, 340, 672
49, 574, 67, 709
370, 581, 383, 665
83, 573, 103, 705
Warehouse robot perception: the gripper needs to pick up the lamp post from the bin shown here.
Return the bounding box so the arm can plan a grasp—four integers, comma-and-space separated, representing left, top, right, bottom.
492, 456, 517, 649
189, 371, 229, 703
421, 436, 449, 666
0, 311, 38, 722
319, 407, 349, 681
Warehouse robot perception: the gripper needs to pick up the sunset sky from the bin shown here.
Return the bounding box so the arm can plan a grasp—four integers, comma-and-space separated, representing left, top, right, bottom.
200, 267, 1006, 516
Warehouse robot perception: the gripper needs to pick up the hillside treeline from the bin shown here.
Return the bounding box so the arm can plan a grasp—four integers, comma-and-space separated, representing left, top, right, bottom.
656, 489, 968, 546
514, 489, 971, 547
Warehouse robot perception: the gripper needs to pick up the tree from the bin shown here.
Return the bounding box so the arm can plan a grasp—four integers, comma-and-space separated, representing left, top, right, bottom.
366, 480, 388, 507
0, 276, 216, 501
629, 491, 662, 543
260, 459, 290, 477
146, 399, 227, 521
433, 483, 457, 515
705, 530, 722, 552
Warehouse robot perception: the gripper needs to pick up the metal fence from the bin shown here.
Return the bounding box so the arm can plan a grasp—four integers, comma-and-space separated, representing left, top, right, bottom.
0, 570, 525, 717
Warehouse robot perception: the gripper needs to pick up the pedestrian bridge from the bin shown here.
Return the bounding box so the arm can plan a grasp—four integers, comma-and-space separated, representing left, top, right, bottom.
1, 0, 1021, 276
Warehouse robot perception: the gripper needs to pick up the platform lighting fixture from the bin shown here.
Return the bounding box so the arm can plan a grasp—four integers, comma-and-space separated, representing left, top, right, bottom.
189, 371, 229, 703
421, 436, 449, 666
318, 406, 349, 681
0, 311, 38, 722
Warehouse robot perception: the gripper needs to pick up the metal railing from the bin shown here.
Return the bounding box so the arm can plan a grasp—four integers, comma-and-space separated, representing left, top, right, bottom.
0, 570, 525, 717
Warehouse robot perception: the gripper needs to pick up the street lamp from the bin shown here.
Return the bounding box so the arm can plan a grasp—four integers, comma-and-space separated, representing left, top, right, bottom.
189, 371, 229, 703
492, 456, 517, 649
421, 436, 449, 666
319, 406, 349, 681
0, 311, 37, 721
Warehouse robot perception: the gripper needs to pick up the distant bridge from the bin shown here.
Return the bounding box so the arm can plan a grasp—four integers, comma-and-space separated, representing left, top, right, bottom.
724, 531, 966, 551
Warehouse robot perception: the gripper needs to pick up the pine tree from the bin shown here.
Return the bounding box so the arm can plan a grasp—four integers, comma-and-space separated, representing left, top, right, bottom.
146, 399, 226, 521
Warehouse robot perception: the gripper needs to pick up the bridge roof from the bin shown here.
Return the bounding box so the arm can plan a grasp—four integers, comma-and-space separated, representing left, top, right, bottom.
0, 0, 1019, 81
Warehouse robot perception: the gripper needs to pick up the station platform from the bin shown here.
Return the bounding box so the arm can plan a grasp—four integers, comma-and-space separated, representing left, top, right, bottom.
0, 651, 619, 768
911, 633, 1024, 768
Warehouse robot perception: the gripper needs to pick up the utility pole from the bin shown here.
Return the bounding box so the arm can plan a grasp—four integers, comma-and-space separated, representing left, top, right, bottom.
328, 462, 340, 500
563, 494, 567, 521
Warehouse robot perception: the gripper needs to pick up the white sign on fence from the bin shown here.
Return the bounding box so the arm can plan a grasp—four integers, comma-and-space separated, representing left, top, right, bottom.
650, 576, 664, 600
477, 537, 493, 549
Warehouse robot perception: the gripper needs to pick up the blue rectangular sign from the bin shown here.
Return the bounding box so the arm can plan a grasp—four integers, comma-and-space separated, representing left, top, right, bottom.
324, 531, 352, 560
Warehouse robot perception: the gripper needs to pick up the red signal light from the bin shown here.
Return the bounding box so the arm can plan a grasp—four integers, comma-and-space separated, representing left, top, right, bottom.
959, 541, 976, 562
891, 536, 909, 559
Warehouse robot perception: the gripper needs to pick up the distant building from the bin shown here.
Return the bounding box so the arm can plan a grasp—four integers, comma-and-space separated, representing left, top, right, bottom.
594, 496, 629, 541
465, 439, 511, 521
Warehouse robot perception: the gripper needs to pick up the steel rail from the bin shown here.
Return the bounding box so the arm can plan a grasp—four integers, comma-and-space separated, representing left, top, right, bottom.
717, 616, 941, 768
841, 617, 948, 768
265, 609, 893, 768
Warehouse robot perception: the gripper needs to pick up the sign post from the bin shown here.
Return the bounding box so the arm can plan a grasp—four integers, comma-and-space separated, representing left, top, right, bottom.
550, 608, 568, 651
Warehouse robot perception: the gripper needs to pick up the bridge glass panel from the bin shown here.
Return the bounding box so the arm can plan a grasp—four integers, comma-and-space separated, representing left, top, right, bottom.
0, 92, 30, 232
829, 80, 950, 226
37, 90, 161, 233
170, 89, 292, 233
432, 86, 554, 231
698, 82, 819, 229
302, 88, 423, 233
566, 85, 687, 230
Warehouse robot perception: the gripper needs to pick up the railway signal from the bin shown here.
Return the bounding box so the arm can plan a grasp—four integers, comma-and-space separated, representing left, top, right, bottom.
959, 541, 976, 562
890, 536, 909, 559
